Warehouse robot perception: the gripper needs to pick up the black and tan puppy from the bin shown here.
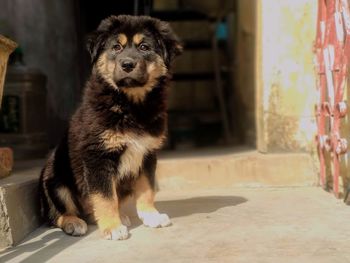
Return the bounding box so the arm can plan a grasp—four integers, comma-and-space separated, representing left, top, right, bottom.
39, 15, 182, 240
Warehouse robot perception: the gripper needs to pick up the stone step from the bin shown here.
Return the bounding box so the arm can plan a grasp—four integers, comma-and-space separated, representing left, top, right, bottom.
0, 160, 43, 250
157, 148, 317, 190
0, 149, 317, 250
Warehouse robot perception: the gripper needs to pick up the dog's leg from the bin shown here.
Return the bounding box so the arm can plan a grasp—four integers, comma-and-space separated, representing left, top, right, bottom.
85, 156, 129, 240
91, 190, 128, 240
54, 186, 88, 236
134, 153, 171, 228
134, 174, 171, 227
40, 150, 88, 237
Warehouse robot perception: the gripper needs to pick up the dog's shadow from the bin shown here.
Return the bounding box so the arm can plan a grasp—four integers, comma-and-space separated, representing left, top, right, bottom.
125, 195, 248, 229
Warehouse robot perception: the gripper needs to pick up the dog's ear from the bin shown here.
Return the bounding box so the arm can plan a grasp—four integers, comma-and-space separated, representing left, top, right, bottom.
86, 16, 120, 63
154, 20, 183, 66
86, 31, 104, 63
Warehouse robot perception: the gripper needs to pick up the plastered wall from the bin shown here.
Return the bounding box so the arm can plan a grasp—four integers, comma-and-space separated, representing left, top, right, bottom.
256, 0, 318, 153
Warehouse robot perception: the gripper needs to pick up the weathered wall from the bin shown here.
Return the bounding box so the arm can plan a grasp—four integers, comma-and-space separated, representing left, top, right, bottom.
256, 0, 318, 153
0, 0, 80, 146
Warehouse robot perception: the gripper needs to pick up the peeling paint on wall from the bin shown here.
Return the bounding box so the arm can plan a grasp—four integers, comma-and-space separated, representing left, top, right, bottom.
257, 0, 318, 152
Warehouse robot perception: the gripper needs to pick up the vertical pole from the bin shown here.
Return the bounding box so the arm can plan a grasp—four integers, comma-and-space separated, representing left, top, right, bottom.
315, 0, 328, 189
212, 20, 232, 143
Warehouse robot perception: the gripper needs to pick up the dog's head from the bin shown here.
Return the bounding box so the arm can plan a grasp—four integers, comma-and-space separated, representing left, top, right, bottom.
86, 15, 182, 102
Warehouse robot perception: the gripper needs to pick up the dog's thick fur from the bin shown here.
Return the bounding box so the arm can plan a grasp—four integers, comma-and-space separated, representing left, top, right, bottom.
39, 15, 182, 240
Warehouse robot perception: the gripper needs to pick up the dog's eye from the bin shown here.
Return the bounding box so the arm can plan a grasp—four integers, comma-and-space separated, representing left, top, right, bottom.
112, 43, 123, 52
139, 43, 150, 51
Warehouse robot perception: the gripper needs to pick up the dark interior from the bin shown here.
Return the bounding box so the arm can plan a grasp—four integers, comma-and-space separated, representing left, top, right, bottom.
0, 0, 254, 159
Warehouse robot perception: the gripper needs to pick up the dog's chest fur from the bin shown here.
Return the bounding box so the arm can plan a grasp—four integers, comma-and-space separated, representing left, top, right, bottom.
79, 78, 167, 178
101, 130, 164, 177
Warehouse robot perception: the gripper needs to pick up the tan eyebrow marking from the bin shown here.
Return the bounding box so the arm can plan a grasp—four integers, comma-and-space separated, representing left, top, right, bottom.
118, 34, 127, 46
133, 33, 144, 45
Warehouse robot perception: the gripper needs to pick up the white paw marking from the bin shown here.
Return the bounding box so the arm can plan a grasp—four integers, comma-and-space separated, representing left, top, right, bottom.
138, 211, 172, 228
104, 225, 129, 240
120, 214, 131, 227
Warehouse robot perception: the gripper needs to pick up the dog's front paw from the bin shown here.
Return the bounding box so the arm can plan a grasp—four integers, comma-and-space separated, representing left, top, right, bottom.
138, 211, 172, 228
103, 224, 129, 240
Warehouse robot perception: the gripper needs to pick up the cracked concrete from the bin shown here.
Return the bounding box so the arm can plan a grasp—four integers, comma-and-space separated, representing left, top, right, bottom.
1, 187, 350, 263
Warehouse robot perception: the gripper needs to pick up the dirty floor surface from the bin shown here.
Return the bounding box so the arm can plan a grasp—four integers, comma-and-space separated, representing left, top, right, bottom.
1, 187, 350, 263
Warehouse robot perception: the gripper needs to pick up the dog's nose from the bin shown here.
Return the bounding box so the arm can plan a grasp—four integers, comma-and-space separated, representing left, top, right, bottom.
121, 59, 136, 73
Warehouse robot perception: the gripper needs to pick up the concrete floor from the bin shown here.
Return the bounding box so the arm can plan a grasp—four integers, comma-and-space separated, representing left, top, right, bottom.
1, 187, 350, 263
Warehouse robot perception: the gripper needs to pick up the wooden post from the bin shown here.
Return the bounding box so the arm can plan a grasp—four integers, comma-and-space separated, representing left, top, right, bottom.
0, 35, 17, 178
